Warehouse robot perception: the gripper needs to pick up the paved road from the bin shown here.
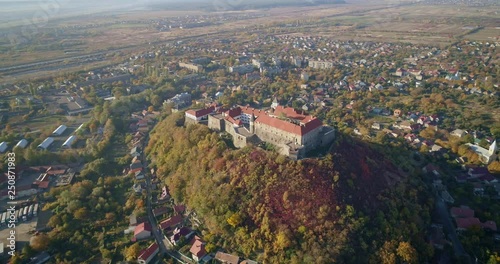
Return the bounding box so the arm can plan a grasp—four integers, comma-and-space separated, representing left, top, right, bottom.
435, 197, 470, 263
435, 198, 464, 255
142, 133, 167, 257
143, 133, 190, 264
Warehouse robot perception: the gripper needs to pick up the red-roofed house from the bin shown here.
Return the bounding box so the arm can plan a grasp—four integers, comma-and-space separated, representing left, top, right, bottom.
133, 222, 152, 241
482, 221, 497, 231
153, 207, 169, 218
174, 205, 186, 215
185, 106, 215, 124
138, 243, 159, 264
158, 214, 183, 231
456, 217, 481, 231
190, 236, 207, 262
134, 222, 152, 241
170, 227, 194, 245
450, 206, 475, 218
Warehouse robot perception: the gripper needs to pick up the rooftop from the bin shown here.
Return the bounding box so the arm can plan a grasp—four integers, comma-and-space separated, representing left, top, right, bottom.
138, 243, 159, 262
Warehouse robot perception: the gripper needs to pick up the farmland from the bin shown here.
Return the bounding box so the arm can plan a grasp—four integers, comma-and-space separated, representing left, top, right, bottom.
1, 2, 498, 80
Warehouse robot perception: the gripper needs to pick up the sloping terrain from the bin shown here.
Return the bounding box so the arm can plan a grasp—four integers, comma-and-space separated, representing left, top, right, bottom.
146, 113, 432, 263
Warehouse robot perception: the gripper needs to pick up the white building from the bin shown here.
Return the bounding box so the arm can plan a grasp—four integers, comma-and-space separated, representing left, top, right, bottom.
52, 125, 67, 136
450, 129, 466, 138
229, 64, 254, 74
14, 139, 29, 149
38, 137, 54, 150
308, 60, 334, 69
62, 135, 76, 149
466, 140, 497, 164
0, 142, 8, 153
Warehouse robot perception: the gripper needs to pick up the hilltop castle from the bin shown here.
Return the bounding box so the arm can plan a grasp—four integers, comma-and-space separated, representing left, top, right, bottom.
185, 103, 335, 159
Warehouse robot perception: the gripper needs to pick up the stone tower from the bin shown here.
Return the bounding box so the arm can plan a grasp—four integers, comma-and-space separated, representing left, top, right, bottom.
250, 113, 255, 134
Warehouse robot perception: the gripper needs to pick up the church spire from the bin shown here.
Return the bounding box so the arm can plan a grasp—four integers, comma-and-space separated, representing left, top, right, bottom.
489, 140, 497, 155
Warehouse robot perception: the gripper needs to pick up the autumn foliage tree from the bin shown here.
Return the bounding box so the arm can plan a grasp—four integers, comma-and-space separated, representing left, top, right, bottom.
146, 114, 433, 263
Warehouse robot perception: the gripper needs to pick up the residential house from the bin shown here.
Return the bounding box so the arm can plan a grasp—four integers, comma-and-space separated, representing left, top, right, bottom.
159, 214, 183, 231
371, 123, 381, 130
130, 160, 143, 171
431, 144, 443, 152
174, 205, 186, 215
240, 260, 258, 264
170, 227, 194, 246
394, 109, 402, 117
482, 221, 498, 232
456, 217, 481, 231
138, 243, 159, 264
132, 183, 145, 193
130, 147, 141, 157
215, 252, 239, 264
395, 68, 407, 77
405, 134, 417, 142
394, 121, 412, 131
133, 222, 152, 241
450, 206, 474, 218
467, 167, 490, 178
190, 236, 207, 262
153, 207, 169, 218
135, 171, 145, 180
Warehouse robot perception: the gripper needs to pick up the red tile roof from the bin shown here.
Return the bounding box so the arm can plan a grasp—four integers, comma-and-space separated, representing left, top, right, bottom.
171, 227, 192, 242
482, 221, 497, 231
134, 222, 152, 237
190, 236, 207, 258
225, 107, 242, 118
38, 181, 50, 189
226, 116, 243, 126
186, 106, 215, 118
153, 207, 169, 217
256, 114, 322, 136
159, 214, 182, 230
174, 205, 186, 214
273, 105, 306, 120
450, 206, 475, 218
456, 217, 481, 229
240, 106, 264, 118
138, 243, 159, 263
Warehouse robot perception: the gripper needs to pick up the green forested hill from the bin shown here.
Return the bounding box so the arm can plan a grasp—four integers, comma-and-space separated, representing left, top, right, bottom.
146, 113, 434, 263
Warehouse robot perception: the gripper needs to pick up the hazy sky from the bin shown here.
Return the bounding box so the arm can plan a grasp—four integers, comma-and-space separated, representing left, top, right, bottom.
0, 0, 165, 25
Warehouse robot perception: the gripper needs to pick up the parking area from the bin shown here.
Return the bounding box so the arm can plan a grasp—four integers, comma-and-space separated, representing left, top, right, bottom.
0, 217, 37, 247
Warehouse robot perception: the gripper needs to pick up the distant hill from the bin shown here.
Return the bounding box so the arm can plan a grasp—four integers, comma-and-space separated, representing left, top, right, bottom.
146, 113, 434, 263
147, 0, 347, 12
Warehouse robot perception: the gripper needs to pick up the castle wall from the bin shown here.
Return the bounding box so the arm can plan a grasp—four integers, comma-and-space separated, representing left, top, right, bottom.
301, 126, 322, 151
254, 122, 301, 146
319, 127, 336, 148
208, 115, 224, 131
